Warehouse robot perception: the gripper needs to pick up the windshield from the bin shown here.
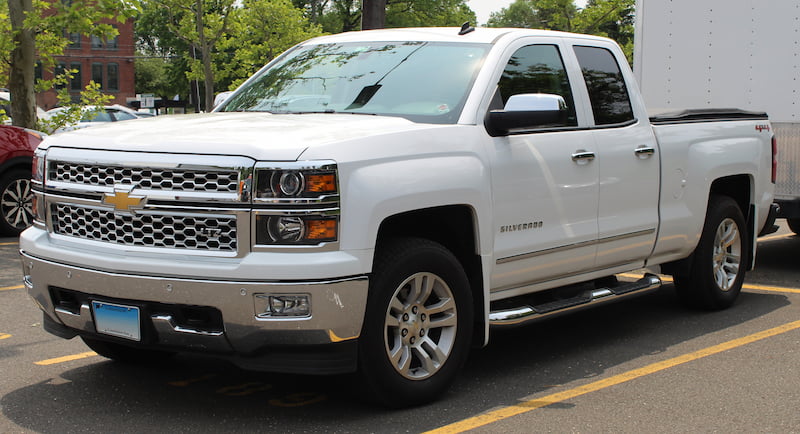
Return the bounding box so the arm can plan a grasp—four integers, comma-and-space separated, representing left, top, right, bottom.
220, 41, 490, 124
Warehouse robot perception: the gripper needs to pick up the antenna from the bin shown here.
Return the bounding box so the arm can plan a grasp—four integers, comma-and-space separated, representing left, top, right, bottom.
459, 22, 475, 36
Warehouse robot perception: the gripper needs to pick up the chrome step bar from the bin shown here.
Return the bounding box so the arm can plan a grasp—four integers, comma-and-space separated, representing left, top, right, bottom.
489, 274, 663, 328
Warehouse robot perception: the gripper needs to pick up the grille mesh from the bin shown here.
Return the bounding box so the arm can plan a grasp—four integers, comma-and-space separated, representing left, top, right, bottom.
51, 163, 239, 193
53, 204, 237, 251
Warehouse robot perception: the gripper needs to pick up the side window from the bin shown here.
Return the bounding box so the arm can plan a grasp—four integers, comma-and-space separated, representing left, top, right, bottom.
496, 44, 578, 127
573, 45, 634, 125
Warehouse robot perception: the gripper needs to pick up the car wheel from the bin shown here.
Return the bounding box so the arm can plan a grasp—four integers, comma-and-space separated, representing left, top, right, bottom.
674, 195, 746, 310
359, 238, 473, 408
81, 336, 175, 364
0, 169, 34, 236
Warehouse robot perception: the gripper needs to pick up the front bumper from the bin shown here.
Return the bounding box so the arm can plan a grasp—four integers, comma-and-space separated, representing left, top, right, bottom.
21, 251, 369, 374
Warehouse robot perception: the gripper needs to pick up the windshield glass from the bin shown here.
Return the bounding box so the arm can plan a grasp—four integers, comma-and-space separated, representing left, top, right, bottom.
220, 41, 490, 124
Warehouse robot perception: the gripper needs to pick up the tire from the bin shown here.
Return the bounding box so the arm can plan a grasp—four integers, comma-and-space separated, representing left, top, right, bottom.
787, 218, 800, 236
359, 238, 473, 408
674, 195, 747, 310
0, 169, 34, 236
81, 336, 175, 364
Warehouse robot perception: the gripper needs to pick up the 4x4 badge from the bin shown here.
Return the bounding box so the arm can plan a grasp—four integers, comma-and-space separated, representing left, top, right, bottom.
102, 186, 146, 212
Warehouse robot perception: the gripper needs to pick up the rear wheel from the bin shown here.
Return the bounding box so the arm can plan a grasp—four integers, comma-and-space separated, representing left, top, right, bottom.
81, 336, 175, 364
674, 195, 747, 310
359, 238, 473, 408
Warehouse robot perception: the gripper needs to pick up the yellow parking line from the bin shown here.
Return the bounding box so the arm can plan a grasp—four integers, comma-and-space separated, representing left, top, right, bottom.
427, 319, 800, 434
0, 285, 24, 292
744, 283, 800, 294
0, 241, 18, 246
0, 333, 11, 340
34, 351, 98, 366
758, 233, 795, 242
619, 273, 800, 295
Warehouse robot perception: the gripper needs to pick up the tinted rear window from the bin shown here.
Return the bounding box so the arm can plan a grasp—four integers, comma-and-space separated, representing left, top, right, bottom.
573, 45, 634, 126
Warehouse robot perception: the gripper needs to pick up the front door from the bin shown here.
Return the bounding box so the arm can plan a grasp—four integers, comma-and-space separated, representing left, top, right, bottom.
489, 41, 599, 293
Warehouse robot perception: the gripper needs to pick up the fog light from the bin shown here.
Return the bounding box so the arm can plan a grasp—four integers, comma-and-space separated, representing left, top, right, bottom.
255, 294, 310, 318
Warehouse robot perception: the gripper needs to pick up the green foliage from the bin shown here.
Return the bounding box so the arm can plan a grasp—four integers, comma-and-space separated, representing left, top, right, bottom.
486, 0, 634, 62
134, 55, 187, 100
36, 72, 114, 134
386, 0, 475, 28
218, 0, 325, 90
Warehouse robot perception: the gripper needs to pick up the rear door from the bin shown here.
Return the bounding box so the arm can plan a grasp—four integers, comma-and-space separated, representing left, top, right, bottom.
572, 43, 660, 269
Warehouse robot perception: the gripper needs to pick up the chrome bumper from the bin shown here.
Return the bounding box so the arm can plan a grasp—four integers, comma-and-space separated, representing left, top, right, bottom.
21, 251, 369, 373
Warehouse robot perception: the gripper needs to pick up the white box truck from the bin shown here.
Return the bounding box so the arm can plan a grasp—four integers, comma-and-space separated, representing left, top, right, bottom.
634, 0, 795, 233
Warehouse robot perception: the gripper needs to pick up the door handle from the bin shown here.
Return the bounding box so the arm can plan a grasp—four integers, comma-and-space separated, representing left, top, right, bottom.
571, 150, 596, 164
635, 145, 656, 159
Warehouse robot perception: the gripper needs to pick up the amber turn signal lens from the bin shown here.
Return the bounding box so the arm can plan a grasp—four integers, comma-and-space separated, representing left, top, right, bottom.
304, 174, 336, 193
305, 219, 337, 240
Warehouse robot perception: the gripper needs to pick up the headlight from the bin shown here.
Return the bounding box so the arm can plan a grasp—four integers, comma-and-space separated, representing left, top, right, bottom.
31, 148, 46, 225
255, 165, 337, 199
32, 148, 46, 184
256, 215, 338, 245
253, 161, 339, 246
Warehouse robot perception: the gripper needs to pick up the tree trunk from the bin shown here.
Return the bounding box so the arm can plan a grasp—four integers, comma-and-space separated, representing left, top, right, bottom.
201, 46, 214, 112
361, 0, 386, 30
7, 0, 37, 128
195, 0, 214, 111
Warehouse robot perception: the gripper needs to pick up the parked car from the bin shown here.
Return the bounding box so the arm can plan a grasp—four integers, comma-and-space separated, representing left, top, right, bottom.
41, 104, 144, 133
0, 125, 45, 235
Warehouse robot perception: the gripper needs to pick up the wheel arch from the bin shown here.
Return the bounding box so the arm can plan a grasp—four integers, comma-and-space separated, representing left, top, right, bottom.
709, 174, 756, 270
0, 155, 33, 174
663, 174, 754, 276
374, 205, 486, 347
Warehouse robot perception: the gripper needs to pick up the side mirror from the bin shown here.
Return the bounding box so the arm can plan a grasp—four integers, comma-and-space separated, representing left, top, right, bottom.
485, 93, 568, 137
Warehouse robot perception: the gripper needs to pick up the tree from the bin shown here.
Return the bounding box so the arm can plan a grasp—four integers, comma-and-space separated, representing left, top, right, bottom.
218, 0, 324, 90
154, 0, 236, 111
5, 0, 138, 128
135, 5, 192, 100
486, 0, 634, 61
386, 0, 475, 28
307, 0, 476, 33
487, 0, 577, 30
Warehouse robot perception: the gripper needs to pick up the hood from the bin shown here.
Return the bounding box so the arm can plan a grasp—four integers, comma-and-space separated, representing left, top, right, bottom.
42, 112, 431, 161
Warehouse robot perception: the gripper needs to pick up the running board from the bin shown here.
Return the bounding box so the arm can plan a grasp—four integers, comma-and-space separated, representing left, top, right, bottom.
489, 274, 663, 328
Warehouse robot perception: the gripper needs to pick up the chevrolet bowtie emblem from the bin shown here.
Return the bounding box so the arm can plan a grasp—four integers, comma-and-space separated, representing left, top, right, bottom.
102, 187, 146, 212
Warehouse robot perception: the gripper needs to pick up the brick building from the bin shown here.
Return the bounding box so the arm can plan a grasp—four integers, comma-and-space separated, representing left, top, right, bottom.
36, 19, 136, 110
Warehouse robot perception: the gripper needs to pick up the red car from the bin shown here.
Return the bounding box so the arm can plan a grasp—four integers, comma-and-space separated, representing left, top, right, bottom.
0, 125, 45, 235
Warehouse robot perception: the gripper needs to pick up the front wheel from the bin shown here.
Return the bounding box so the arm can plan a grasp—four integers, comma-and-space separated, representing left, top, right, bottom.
674, 195, 747, 310
359, 238, 473, 408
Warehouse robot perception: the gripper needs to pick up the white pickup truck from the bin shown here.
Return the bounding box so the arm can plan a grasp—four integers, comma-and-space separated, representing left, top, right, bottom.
21, 27, 777, 407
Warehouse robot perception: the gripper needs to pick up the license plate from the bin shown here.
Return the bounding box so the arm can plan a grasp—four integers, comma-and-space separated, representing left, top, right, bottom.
92, 301, 141, 341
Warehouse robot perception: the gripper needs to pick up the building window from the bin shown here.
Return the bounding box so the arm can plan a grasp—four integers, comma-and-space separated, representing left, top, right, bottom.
91, 35, 103, 49
35, 61, 42, 82
70, 62, 82, 91
92, 63, 103, 89
67, 32, 81, 49
107, 63, 119, 91
106, 33, 118, 50
54, 63, 67, 89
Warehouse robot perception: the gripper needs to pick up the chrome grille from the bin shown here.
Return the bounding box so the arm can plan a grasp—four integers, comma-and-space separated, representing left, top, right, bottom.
51, 163, 239, 193
52, 204, 237, 251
